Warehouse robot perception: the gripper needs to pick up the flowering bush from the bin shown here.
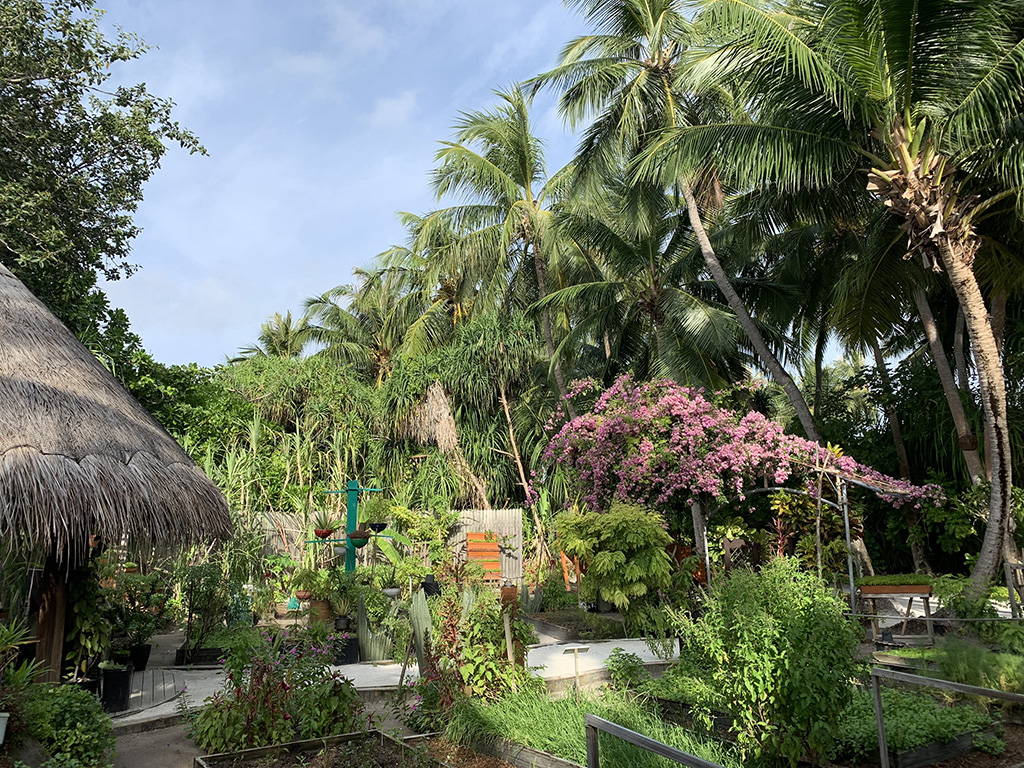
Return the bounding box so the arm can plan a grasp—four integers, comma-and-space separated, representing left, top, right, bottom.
541, 376, 942, 513
185, 626, 369, 752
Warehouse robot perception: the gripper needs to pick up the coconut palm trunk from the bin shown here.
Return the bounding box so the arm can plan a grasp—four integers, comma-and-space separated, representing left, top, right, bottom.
532, 239, 576, 419
911, 285, 985, 483
936, 241, 1017, 584
680, 182, 823, 444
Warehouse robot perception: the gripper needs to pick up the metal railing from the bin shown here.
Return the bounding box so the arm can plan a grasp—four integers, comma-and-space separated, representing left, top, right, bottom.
870, 666, 1024, 768
583, 714, 725, 768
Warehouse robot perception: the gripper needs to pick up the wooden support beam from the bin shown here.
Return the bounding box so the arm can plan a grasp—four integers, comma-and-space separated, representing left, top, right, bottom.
35, 553, 68, 683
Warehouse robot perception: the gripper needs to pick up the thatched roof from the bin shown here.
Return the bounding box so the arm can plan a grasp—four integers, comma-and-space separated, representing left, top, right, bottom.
0, 263, 231, 557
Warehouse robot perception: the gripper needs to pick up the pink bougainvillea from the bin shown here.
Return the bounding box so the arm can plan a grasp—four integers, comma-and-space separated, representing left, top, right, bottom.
540, 376, 942, 512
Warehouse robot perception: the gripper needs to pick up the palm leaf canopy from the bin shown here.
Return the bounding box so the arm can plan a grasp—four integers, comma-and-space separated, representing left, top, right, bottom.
0, 264, 231, 558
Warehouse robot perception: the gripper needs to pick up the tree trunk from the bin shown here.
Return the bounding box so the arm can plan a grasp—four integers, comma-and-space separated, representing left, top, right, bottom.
814, 324, 827, 417
911, 285, 985, 483
991, 288, 1008, 356
680, 182, 822, 443
935, 239, 1015, 592
869, 337, 912, 481
499, 379, 549, 563
35, 552, 68, 683
532, 241, 577, 420
691, 500, 710, 584
954, 307, 970, 392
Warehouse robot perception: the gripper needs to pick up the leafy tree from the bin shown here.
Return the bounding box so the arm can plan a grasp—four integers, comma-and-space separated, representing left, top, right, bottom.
0, 0, 202, 325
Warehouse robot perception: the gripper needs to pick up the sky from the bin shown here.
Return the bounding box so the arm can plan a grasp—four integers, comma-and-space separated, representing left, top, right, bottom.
97, 0, 589, 367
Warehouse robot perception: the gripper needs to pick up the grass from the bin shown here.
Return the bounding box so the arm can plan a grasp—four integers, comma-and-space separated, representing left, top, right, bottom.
855, 574, 934, 587
532, 608, 627, 640
882, 638, 1024, 694
446, 689, 742, 768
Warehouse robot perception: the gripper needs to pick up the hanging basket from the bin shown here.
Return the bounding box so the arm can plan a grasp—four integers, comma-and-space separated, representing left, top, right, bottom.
314, 528, 337, 540
295, 590, 313, 601
348, 530, 370, 549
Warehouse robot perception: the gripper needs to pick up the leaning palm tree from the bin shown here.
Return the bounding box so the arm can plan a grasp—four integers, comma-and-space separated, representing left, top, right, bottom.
639, 0, 1024, 590
415, 85, 577, 416
529, 0, 824, 441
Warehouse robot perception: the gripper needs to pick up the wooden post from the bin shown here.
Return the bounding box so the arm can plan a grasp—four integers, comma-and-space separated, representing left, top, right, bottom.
923, 596, 934, 643
586, 721, 600, 768
1006, 563, 1020, 619
35, 553, 68, 683
872, 674, 890, 768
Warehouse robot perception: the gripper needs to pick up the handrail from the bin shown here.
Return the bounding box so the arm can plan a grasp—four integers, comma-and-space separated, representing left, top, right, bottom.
583, 714, 726, 768
870, 666, 1024, 768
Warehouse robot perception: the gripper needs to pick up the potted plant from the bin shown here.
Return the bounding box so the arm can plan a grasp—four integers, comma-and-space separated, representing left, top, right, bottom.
331, 596, 354, 630
312, 510, 340, 540
108, 571, 163, 671
379, 566, 402, 600
360, 495, 390, 534
176, 561, 229, 665
98, 659, 132, 713
855, 574, 934, 595
291, 568, 334, 623
348, 528, 370, 548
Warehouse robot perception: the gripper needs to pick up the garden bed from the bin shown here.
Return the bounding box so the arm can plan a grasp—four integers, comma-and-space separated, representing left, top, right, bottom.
194, 730, 447, 767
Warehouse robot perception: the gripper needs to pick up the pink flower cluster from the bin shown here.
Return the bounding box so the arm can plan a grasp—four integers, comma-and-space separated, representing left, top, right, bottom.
541, 376, 942, 512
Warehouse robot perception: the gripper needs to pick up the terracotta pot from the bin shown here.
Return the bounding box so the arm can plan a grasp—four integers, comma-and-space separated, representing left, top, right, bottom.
314, 528, 336, 539
309, 599, 331, 623
295, 589, 313, 601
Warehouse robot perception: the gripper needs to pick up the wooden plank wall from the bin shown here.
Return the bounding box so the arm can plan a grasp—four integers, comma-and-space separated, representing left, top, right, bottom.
452, 509, 523, 584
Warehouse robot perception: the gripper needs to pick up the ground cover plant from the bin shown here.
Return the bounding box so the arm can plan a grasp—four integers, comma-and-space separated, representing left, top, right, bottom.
834, 687, 993, 761
445, 689, 743, 768
24, 683, 116, 768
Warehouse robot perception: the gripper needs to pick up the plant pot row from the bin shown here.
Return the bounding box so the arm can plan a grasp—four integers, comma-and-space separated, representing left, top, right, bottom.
69, 667, 134, 713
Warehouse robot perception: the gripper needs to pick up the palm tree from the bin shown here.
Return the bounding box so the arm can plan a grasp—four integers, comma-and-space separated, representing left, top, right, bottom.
233, 310, 310, 360
543, 174, 748, 387
415, 85, 577, 417
642, 0, 1024, 589
529, 0, 824, 442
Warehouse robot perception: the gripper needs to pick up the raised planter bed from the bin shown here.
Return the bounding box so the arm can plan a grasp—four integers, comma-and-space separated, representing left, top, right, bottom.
469, 736, 582, 768
859, 585, 933, 596
174, 646, 225, 666
194, 730, 447, 767
863, 726, 1001, 768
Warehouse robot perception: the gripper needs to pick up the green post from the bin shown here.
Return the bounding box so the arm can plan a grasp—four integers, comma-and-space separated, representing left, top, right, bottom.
346, 479, 359, 573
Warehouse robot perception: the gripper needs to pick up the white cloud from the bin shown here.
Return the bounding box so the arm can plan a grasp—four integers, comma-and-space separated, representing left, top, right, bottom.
322, 3, 386, 54
368, 90, 417, 127
273, 52, 338, 79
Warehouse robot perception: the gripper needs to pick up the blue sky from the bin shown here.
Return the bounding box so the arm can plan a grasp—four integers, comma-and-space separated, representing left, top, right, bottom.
97, 1, 589, 367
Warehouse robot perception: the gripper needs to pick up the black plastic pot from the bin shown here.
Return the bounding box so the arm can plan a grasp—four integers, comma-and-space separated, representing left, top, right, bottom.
128, 644, 152, 672
101, 667, 132, 713
334, 616, 351, 631
69, 676, 101, 698
421, 574, 440, 597
367, 522, 387, 533
333, 637, 359, 665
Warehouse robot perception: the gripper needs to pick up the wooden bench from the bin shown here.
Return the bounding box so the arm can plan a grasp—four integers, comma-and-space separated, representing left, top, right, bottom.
467, 532, 502, 583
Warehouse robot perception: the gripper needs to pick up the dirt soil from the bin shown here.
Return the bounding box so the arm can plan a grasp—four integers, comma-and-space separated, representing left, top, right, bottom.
425, 738, 515, 768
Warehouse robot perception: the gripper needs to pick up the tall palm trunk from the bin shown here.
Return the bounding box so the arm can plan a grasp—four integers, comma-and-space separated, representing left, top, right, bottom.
869, 338, 932, 573
911, 285, 985, 483
498, 379, 550, 563
680, 182, 822, 444
936, 240, 1016, 590
532, 240, 577, 420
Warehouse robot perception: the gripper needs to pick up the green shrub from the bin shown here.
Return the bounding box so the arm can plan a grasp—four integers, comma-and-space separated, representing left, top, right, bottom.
554, 503, 673, 611
26, 684, 115, 768
855, 574, 934, 587
540, 571, 577, 612
186, 627, 369, 752
642, 658, 726, 712
673, 557, 858, 765
835, 688, 990, 760
446, 689, 742, 768
605, 648, 649, 690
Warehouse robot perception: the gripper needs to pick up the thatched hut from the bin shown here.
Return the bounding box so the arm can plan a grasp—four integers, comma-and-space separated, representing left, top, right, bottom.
0, 263, 231, 680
